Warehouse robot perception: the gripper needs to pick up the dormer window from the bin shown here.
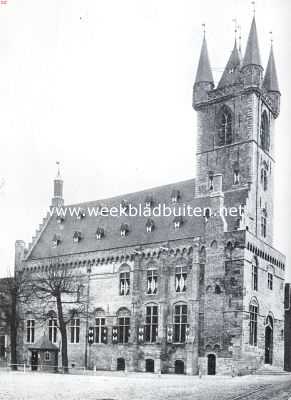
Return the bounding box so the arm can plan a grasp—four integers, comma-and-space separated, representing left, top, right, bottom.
146, 219, 155, 233
56, 215, 64, 224
96, 227, 105, 240
120, 223, 129, 237
73, 231, 82, 243
77, 209, 86, 220
171, 190, 180, 203
121, 200, 129, 213
145, 195, 153, 208
234, 170, 240, 185
52, 234, 61, 247
173, 216, 183, 229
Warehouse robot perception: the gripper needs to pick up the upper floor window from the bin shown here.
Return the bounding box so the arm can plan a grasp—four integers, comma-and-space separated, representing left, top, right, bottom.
70, 318, 80, 344
268, 273, 273, 290
147, 269, 158, 294
252, 258, 258, 291
175, 266, 187, 292
48, 319, 58, 344
233, 170, 240, 185
119, 270, 130, 296
173, 304, 187, 343
217, 106, 232, 146
0, 335, 6, 359
26, 320, 35, 344
260, 111, 270, 152
171, 189, 180, 203
146, 219, 155, 233
120, 223, 129, 237
145, 305, 158, 343
96, 227, 105, 240
249, 299, 258, 346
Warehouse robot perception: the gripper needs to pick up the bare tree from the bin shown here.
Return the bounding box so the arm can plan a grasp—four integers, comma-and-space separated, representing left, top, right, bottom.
0, 270, 32, 370
30, 264, 87, 373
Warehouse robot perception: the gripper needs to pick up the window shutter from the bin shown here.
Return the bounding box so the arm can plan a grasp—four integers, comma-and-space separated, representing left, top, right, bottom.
167, 325, 173, 343
112, 326, 118, 344
138, 326, 145, 344
101, 327, 108, 344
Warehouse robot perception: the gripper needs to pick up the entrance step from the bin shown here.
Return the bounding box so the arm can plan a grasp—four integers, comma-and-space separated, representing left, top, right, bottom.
255, 364, 291, 375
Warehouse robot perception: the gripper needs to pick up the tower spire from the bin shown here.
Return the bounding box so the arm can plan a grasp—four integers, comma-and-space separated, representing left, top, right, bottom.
51, 161, 64, 208
194, 26, 214, 85
263, 40, 279, 93
218, 39, 241, 88
242, 16, 262, 68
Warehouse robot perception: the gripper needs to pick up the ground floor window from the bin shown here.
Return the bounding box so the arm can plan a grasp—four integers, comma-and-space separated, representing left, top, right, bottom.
70, 318, 80, 343
118, 317, 130, 344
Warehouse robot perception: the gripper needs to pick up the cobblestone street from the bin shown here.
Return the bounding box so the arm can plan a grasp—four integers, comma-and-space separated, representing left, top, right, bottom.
1, 371, 291, 400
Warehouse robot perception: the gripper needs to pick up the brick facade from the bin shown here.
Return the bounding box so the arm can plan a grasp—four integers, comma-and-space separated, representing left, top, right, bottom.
15, 16, 286, 375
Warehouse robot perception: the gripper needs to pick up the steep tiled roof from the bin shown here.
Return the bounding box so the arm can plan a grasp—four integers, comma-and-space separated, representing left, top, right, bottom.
218, 41, 241, 88
28, 335, 58, 351
27, 179, 249, 260
263, 45, 280, 93
195, 36, 214, 84
242, 17, 262, 68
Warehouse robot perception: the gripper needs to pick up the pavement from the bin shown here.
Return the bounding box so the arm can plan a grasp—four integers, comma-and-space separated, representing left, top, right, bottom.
0, 370, 291, 400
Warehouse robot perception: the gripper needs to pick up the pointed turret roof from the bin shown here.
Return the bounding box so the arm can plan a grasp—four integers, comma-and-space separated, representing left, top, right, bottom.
263, 45, 280, 92
218, 40, 241, 88
242, 17, 262, 68
195, 36, 214, 84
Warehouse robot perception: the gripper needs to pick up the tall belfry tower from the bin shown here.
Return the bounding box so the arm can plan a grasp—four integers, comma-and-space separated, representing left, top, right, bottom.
193, 17, 280, 245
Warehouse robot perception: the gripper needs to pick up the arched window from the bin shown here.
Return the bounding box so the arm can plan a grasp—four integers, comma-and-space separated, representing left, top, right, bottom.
249, 298, 259, 346
260, 112, 270, 152
217, 106, 233, 146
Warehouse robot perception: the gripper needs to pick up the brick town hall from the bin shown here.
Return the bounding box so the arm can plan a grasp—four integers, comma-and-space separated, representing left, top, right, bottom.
15, 16, 286, 375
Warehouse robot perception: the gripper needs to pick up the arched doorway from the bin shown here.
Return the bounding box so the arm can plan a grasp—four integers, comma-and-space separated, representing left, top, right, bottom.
117, 357, 125, 371
145, 359, 155, 373
174, 360, 185, 374
265, 315, 273, 365
207, 354, 216, 375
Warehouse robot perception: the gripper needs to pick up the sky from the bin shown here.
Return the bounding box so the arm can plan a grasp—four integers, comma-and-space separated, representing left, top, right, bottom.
0, 0, 290, 278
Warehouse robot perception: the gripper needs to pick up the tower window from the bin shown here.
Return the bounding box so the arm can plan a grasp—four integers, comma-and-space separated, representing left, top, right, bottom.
252, 258, 258, 291
261, 209, 267, 238
217, 106, 232, 146
260, 111, 270, 152
208, 171, 214, 191
268, 273, 273, 290
261, 168, 268, 191
249, 300, 258, 346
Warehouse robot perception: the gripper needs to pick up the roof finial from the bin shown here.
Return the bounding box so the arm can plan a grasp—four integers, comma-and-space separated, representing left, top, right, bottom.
232, 18, 238, 42
238, 24, 242, 55
56, 161, 61, 179
251, 1, 256, 16
269, 31, 273, 46
202, 23, 206, 39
